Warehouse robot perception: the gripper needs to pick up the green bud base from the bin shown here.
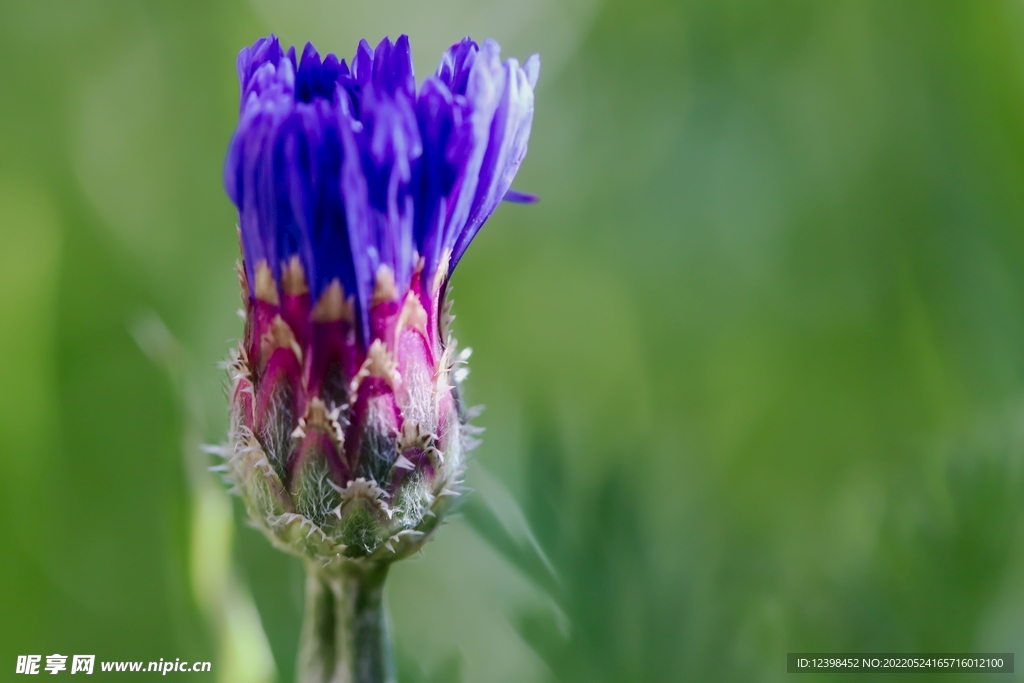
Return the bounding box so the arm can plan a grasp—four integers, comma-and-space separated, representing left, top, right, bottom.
298, 562, 394, 683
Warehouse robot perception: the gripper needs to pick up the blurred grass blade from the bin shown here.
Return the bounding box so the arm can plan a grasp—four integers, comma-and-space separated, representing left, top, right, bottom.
460, 481, 562, 601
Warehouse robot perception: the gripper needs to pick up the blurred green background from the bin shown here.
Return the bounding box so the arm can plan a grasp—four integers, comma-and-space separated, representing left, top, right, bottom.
4, 0, 1024, 681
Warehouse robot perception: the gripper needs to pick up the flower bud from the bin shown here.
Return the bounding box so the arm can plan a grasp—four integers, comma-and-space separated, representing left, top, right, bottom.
220, 34, 538, 569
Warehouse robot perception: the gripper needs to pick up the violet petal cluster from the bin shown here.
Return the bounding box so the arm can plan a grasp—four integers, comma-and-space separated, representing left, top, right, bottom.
224, 34, 539, 340
220, 34, 538, 566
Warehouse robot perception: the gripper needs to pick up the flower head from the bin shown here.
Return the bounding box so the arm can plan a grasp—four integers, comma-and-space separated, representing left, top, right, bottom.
221, 34, 538, 566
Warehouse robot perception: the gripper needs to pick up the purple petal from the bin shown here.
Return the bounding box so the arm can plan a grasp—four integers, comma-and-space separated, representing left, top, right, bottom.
451, 47, 536, 270
225, 34, 538, 338
502, 189, 537, 203
524, 53, 540, 90
414, 77, 456, 282
359, 86, 421, 291
352, 39, 374, 85
436, 37, 479, 95
338, 116, 375, 338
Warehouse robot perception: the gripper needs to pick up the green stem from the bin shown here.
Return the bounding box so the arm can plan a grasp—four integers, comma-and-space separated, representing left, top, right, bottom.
297, 562, 394, 683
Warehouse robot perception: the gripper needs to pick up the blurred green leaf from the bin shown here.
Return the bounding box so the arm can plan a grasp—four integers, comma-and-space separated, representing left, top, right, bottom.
397, 649, 464, 683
